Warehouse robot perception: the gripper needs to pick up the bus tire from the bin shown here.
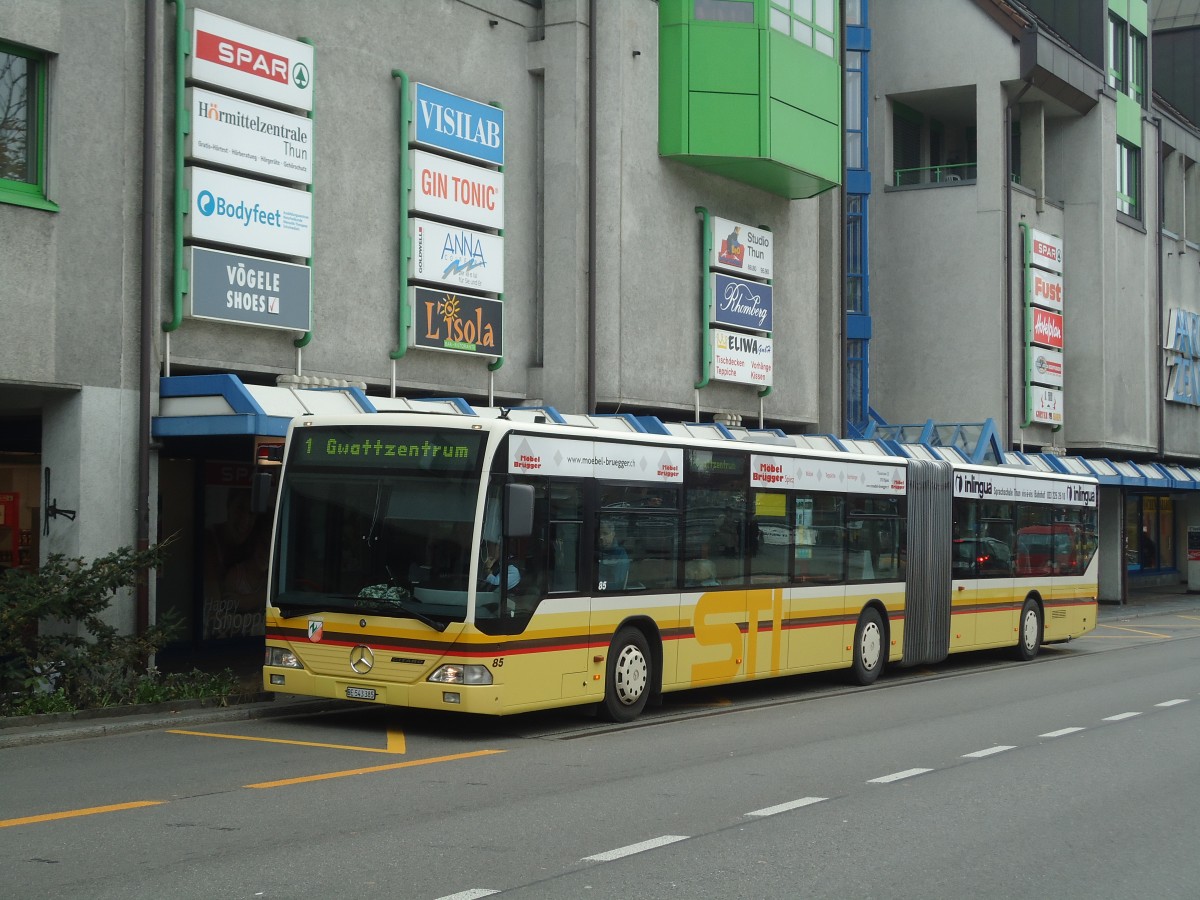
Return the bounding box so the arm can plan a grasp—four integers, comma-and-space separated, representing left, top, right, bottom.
851, 607, 885, 685
602, 626, 652, 722
1014, 598, 1042, 661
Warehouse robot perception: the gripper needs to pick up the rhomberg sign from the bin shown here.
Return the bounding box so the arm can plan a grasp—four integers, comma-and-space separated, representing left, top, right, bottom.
409, 286, 502, 357
189, 9, 314, 111
710, 273, 772, 332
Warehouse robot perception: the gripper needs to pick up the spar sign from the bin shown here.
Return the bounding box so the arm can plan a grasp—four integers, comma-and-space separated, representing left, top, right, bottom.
188, 9, 314, 111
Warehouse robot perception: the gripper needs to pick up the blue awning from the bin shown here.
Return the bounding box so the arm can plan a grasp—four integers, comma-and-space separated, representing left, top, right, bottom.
152, 374, 375, 438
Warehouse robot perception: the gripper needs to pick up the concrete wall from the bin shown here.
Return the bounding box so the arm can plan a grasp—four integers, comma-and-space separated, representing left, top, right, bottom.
868, 0, 1019, 428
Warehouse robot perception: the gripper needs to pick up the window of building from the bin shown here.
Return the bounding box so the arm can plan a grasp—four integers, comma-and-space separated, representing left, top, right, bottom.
845, 50, 864, 169
1117, 139, 1139, 219
769, 0, 838, 58
1107, 13, 1126, 92
0, 41, 54, 210
845, 340, 866, 434
846, 197, 864, 312
1125, 494, 1174, 572
694, 0, 756, 23
1010, 120, 1021, 185
1129, 28, 1146, 106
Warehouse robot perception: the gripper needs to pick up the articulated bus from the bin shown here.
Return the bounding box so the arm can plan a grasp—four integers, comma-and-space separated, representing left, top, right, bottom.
262, 406, 1099, 721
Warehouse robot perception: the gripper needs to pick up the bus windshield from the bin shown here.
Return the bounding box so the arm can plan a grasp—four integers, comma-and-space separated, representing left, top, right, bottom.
271, 426, 486, 626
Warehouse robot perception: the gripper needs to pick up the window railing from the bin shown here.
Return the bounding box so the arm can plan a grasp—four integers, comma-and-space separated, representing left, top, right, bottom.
894, 162, 977, 186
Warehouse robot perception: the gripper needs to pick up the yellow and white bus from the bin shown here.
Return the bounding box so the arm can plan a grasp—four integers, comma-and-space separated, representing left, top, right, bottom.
262, 406, 1099, 721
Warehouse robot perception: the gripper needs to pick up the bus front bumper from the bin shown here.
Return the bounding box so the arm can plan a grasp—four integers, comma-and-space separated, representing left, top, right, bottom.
263, 667, 504, 714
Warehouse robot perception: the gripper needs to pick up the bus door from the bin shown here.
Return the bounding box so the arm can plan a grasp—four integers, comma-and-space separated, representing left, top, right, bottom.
479, 466, 590, 710
950, 500, 979, 650
788, 495, 846, 670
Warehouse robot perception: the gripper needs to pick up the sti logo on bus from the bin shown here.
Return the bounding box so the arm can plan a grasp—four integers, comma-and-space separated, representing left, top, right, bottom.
955, 473, 994, 497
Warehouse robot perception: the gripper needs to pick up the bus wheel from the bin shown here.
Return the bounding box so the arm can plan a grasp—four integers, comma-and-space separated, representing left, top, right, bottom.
602, 627, 652, 722
851, 607, 885, 686
1014, 598, 1042, 661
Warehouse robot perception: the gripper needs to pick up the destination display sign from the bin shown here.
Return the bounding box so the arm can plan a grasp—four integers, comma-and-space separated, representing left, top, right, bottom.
290, 427, 484, 471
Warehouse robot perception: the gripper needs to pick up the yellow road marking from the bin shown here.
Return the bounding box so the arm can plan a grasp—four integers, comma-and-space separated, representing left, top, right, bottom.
0, 800, 163, 829
387, 728, 406, 754
1097, 624, 1172, 638
169, 728, 406, 754
244, 748, 505, 789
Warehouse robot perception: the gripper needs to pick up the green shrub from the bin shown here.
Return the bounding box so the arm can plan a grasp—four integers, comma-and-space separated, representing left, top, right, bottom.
0, 541, 229, 715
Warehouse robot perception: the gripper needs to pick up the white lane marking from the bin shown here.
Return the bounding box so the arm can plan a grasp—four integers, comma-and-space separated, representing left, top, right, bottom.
433, 891, 500, 900
1103, 712, 1142, 721
582, 835, 690, 862
746, 797, 827, 817
1040, 727, 1085, 738
962, 745, 1016, 759
868, 768, 933, 784
1156, 699, 1189, 707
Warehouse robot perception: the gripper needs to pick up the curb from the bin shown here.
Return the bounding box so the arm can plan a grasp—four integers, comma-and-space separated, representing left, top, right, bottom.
0, 696, 343, 749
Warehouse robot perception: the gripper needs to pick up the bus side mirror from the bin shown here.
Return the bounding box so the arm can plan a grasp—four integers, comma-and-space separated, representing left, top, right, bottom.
504, 483, 535, 538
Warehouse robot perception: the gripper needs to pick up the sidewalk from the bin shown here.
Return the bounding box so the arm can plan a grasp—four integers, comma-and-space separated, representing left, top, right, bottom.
1102, 580, 1200, 621
4, 586, 1197, 750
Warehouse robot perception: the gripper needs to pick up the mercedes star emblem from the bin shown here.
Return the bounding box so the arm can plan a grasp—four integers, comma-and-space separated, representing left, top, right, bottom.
349, 644, 375, 674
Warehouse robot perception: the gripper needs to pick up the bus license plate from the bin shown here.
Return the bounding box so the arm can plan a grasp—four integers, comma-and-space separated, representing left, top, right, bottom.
346, 686, 377, 701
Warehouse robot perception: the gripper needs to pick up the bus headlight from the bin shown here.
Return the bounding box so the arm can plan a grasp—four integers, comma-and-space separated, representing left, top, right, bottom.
428, 664, 493, 685
265, 647, 304, 669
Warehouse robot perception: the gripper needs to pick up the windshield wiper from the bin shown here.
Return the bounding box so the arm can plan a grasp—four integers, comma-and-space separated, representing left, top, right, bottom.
353, 596, 448, 632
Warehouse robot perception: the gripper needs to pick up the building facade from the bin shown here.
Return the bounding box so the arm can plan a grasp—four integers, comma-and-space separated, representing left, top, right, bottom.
862, 0, 1200, 600
5, 0, 1200, 653
0, 0, 841, 647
